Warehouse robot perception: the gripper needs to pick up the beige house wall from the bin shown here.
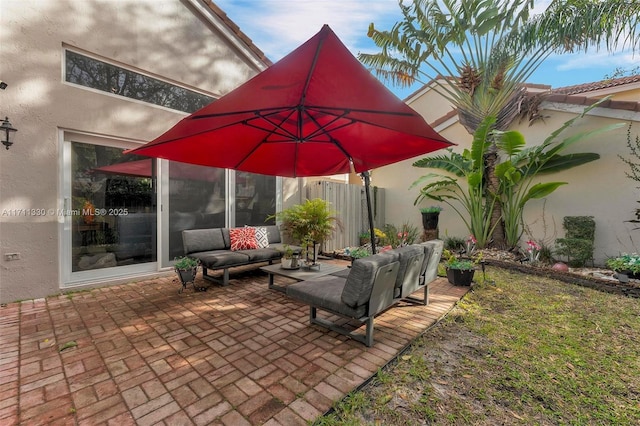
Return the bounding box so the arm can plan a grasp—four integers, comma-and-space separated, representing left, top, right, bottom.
0, 0, 266, 303
377, 85, 640, 265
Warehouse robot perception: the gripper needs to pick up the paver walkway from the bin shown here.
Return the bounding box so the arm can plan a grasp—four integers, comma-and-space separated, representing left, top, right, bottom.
0, 260, 469, 425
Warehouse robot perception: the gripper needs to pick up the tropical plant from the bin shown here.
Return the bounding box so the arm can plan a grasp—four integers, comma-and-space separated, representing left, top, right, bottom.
410, 117, 499, 248
360, 0, 640, 246
492, 102, 622, 247
360, 0, 639, 133
269, 198, 340, 246
412, 105, 622, 249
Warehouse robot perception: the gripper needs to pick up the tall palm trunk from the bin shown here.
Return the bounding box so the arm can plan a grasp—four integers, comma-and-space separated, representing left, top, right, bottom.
484, 149, 506, 249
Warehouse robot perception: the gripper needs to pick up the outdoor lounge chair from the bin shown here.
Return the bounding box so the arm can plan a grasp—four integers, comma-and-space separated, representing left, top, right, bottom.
400, 240, 444, 305
287, 252, 400, 347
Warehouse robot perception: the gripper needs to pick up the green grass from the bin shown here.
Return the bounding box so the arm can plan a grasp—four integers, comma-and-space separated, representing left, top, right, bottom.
316, 268, 640, 425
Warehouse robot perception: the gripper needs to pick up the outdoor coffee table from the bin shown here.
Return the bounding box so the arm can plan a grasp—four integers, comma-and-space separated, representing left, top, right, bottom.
260, 263, 348, 293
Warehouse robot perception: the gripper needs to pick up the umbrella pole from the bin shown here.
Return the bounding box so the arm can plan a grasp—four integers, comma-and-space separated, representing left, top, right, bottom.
361, 171, 377, 255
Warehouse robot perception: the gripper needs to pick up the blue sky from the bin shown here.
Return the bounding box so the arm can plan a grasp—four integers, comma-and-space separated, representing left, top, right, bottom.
215, 0, 637, 100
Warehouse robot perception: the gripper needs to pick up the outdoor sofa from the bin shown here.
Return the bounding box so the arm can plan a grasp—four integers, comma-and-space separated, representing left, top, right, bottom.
182, 225, 301, 286
286, 240, 443, 346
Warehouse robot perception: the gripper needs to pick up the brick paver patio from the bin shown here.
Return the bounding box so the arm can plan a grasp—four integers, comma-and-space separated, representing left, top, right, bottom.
0, 260, 469, 425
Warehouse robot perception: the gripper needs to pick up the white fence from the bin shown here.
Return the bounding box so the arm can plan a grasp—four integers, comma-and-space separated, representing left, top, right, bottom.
306, 180, 385, 253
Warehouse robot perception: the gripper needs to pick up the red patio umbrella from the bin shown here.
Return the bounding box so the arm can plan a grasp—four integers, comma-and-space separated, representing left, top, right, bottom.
127, 24, 454, 253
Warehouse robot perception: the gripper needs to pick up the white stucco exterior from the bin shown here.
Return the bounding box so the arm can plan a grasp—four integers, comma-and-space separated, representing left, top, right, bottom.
0, 0, 268, 303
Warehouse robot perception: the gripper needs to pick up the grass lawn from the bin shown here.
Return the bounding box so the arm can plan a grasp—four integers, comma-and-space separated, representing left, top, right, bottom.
317, 268, 640, 425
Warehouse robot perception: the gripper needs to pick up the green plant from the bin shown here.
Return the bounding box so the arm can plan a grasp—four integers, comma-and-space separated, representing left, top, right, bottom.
174, 256, 199, 270
444, 236, 466, 251
442, 249, 481, 271
282, 244, 294, 259
606, 253, 640, 274
348, 246, 372, 259
555, 216, 595, 267
419, 206, 443, 213
269, 198, 340, 246
380, 222, 420, 248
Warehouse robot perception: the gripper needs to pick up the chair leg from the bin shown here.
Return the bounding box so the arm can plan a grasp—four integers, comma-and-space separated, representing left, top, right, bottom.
365, 317, 374, 347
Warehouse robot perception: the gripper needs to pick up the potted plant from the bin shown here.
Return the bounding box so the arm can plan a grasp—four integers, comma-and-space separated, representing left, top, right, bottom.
280, 245, 300, 269
442, 249, 480, 286
174, 256, 200, 292
419, 206, 443, 230
270, 198, 340, 266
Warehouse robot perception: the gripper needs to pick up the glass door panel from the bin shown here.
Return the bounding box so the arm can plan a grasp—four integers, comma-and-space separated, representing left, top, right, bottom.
235, 171, 277, 226
70, 142, 156, 272
167, 162, 226, 262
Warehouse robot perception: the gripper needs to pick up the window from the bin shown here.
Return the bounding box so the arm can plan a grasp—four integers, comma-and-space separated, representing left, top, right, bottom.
65, 50, 215, 113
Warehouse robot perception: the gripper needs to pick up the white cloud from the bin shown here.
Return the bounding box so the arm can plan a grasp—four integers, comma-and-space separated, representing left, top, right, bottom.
556, 50, 637, 72
214, 0, 399, 60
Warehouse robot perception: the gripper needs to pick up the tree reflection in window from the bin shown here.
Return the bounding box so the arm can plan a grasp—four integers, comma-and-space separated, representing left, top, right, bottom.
65, 50, 215, 113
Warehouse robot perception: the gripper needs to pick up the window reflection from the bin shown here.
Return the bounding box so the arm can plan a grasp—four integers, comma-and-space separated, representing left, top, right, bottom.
72, 143, 156, 271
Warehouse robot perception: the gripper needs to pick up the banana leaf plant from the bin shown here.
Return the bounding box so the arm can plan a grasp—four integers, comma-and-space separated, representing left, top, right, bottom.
411, 99, 624, 249
494, 99, 624, 247
411, 117, 499, 248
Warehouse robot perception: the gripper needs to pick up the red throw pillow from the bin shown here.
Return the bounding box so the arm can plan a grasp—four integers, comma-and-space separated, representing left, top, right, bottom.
229, 227, 258, 250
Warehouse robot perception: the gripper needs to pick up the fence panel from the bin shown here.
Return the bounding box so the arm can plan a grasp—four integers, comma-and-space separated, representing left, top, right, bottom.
306, 180, 384, 253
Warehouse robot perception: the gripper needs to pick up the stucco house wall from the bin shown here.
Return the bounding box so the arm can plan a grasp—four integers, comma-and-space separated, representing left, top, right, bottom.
377, 80, 640, 265
0, 0, 267, 303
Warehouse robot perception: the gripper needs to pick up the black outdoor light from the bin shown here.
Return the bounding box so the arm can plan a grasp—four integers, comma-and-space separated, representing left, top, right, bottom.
1, 117, 17, 150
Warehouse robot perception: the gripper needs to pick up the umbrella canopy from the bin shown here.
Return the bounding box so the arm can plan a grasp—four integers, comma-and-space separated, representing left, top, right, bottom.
127, 24, 454, 252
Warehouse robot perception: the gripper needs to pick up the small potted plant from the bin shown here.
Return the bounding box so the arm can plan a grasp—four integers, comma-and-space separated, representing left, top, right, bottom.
442, 249, 480, 286
280, 245, 300, 269
419, 206, 443, 230
174, 256, 200, 292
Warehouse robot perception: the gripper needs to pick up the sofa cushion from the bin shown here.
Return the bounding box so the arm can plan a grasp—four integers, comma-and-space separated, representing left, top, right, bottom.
191, 250, 250, 268
230, 227, 258, 250
266, 225, 282, 244
341, 251, 399, 308
287, 277, 367, 318
392, 245, 426, 298
420, 240, 444, 285
182, 228, 227, 254
237, 248, 282, 262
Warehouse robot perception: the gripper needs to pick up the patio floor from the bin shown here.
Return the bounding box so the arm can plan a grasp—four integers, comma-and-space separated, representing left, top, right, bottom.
0, 259, 469, 425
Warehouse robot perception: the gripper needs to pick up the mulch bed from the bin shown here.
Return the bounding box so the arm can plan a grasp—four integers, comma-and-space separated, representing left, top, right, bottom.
485, 259, 640, 299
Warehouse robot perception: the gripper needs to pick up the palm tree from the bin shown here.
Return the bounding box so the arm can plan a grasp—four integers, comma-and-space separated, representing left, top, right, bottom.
360, 0, 640, 248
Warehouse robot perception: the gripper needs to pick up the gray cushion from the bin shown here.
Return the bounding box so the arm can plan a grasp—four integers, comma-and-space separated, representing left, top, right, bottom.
266, 225, 282, 244
341, 251, 399, 308
237, 248, 282, 262
420, 240, 444, 285
191, 250, 250, 268
391, 245, 425, 298
182, 228, 227, 254
287, 277, 367, 318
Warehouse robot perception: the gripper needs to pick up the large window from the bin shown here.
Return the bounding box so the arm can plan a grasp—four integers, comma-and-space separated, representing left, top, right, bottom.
65, 50, 215, 113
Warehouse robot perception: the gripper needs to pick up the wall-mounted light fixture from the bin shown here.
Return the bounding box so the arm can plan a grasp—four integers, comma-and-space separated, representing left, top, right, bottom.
1, 117, 17, 150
